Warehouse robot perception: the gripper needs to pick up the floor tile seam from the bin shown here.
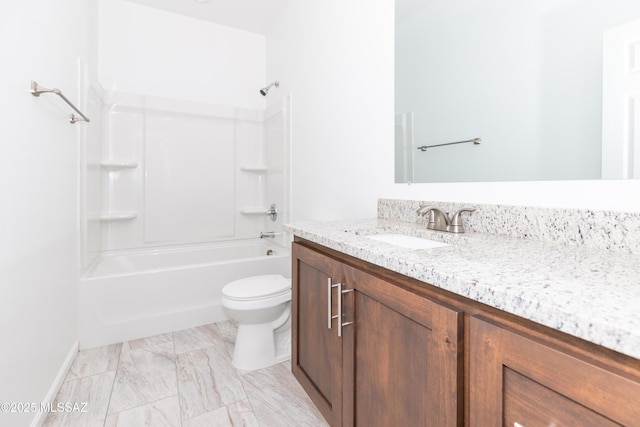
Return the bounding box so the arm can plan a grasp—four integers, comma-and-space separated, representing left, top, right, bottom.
171, 330, 185, 427
48, 352, 122, 427
176, 358, 248, 421
185, 327, 252, 419
241, 395, 263, 427
102, 341, 125, 426
123, 344, 177, 360
104, 393, 181, 418
233, 360, 261, 425
174, 343, 218, 358
174, 331, 232, 357
123, 337, 175, 355
181, 402, 260, 426
179, 403, 231, 423
44, 366, 118, 427
60, 368, 119, 386
108, 354, 181, 412
64, 345, 119, 382
214, 321, 261, 425
237, 367, 259, 377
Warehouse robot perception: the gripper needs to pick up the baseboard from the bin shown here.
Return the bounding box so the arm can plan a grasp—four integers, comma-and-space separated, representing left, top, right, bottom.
30, 341, 79, 427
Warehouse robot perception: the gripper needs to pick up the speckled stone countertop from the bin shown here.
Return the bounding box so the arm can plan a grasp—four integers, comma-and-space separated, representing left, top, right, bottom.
285, 217, 640, 360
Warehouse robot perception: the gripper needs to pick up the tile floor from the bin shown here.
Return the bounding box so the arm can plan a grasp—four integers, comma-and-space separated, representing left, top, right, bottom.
43, 321, 328, 427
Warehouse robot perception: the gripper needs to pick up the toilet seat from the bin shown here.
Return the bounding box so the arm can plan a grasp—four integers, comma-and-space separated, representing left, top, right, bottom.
222, 274, 290, 301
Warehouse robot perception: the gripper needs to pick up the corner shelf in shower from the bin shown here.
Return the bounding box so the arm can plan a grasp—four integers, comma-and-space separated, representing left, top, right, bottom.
100, 160, 139, 171
240, 165, 268, 173
239, 207, 268, 215
99, 211, 138, 221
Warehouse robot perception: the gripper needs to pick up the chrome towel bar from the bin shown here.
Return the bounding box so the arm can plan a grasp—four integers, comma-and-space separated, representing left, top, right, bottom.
30, 80, 90, 124
417, 137, 481, 151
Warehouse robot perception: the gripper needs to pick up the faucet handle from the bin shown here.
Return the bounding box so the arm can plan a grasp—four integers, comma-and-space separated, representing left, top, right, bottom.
449, 207, 476, 233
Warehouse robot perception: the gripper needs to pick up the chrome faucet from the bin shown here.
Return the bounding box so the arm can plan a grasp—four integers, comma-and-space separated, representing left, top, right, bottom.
416, 205, 476, 233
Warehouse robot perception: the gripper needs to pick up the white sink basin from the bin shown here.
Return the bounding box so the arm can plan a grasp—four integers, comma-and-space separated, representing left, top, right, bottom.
365, 233, 450, 250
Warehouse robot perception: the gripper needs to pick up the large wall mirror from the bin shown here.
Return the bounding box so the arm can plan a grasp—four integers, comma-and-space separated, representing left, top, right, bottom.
395, 0, 640, 183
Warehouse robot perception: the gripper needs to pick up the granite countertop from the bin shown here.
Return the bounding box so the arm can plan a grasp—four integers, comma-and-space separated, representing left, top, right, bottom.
285, 218, 640, 360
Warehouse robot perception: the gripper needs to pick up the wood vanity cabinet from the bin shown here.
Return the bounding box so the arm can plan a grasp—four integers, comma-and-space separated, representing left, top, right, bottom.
292, 238, 640, 427
292, 241, 463, 427
470, 316, 640, 427
291, 241, 345, 426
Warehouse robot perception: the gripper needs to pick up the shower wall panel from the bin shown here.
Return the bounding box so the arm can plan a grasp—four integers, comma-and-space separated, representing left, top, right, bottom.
80, 76, 105, 269
144, 111, 235, 243
102, 106, 145, 250
235, 114, 267, 238
101, 92, 269, 250
263, 96, 291, 237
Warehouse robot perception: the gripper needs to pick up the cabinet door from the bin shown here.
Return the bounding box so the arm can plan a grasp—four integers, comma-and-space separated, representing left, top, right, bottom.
343, 265, 463, 427
470, 316, 640, 427
292, 243, 345, 426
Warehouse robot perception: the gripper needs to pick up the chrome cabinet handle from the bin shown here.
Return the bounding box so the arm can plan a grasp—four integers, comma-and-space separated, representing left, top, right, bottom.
327, 278, 340, 330
339, 287, 354, 337
327, 278, 353, 337
514, 423, 525, 427
337, 283, 342, 337
327, 278, 332, 329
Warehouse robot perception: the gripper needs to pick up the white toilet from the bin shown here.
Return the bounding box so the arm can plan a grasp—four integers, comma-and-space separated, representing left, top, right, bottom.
221, 274, 292, 371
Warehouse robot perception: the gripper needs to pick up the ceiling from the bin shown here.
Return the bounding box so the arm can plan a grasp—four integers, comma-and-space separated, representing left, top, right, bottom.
125, 0, 289, 35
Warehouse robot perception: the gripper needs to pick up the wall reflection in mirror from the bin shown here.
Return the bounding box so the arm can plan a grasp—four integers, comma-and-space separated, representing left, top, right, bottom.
395, 0, 640, 183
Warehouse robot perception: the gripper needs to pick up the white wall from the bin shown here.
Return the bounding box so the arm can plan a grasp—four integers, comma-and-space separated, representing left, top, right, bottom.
267, 0, 396, 221
0, 0, 94, 425
99, 0, 267, 109
268, 0, 640, 222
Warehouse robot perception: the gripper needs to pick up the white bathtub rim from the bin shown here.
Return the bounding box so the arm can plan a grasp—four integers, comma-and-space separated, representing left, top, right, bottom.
82, 238, 289, 280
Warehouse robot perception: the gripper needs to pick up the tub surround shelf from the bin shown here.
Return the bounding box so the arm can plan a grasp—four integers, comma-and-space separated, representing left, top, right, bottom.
240, 165, 268, 173
99, 212, 138, 221
239, 207, 269, 215
100, 160, 139, 171
285, 217, 640, 360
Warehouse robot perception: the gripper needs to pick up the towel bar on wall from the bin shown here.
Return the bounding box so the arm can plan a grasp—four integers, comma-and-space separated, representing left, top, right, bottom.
30, 80, 90, 124
417, 137, 481, 151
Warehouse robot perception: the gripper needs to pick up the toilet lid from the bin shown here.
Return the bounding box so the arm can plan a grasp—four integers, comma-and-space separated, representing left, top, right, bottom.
223, 274, 290, 301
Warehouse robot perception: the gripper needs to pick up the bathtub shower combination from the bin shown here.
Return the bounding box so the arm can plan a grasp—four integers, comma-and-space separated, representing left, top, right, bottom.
79, 89, 291, 349
79, 240, 290, 348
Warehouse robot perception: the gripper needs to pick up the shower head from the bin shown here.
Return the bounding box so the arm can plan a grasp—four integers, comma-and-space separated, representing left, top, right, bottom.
260, 81, 279, 96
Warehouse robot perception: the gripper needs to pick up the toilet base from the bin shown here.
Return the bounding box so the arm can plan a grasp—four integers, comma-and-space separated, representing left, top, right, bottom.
232, 315, 291, 371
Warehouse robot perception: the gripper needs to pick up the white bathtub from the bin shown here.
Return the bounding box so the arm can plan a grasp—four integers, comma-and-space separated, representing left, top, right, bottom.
78, 239, 290, 349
